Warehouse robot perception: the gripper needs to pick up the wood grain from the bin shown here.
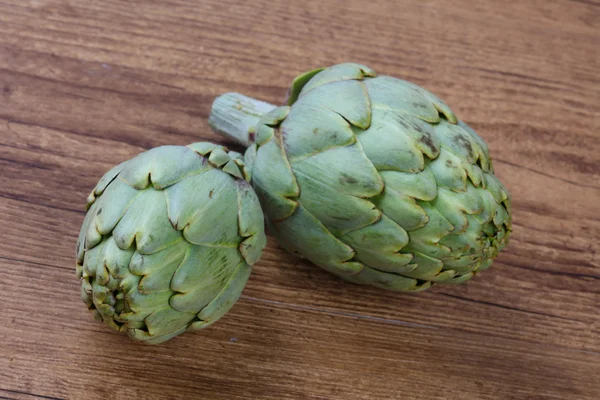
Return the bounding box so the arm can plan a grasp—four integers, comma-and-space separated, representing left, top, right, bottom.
1, 0, 599, 399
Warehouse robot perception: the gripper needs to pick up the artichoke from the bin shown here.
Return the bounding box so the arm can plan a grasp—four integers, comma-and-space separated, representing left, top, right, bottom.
76, 143, 266, 344
209, 63, 511, 292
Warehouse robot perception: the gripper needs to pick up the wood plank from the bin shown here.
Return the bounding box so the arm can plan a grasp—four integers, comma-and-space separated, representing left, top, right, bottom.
1, 258, 599, 400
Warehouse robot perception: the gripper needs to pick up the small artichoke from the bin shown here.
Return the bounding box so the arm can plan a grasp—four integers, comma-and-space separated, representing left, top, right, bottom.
209, 63, 511, 292
76, 143, 266, 344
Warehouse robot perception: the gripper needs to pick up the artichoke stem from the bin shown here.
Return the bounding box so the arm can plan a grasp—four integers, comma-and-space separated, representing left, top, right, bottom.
208, 93, 276, 147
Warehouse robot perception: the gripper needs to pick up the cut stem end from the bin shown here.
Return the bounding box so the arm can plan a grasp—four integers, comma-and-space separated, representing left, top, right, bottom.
208, 93, 276, 147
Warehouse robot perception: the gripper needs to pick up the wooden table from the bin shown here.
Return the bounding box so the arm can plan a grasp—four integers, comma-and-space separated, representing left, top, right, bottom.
1, 1, 598, 399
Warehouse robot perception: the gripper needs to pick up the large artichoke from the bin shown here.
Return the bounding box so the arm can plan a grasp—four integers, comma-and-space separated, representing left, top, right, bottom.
209, 63, 511, 292
76, 143, 266, 344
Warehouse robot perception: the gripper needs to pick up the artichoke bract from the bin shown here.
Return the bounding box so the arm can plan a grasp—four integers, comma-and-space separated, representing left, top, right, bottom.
209, 63, 511, 292
76, 143, 266, 344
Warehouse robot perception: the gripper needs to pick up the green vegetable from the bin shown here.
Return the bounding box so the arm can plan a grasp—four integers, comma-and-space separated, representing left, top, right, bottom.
209, 63, 511, 292
76, 143, 266, 344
